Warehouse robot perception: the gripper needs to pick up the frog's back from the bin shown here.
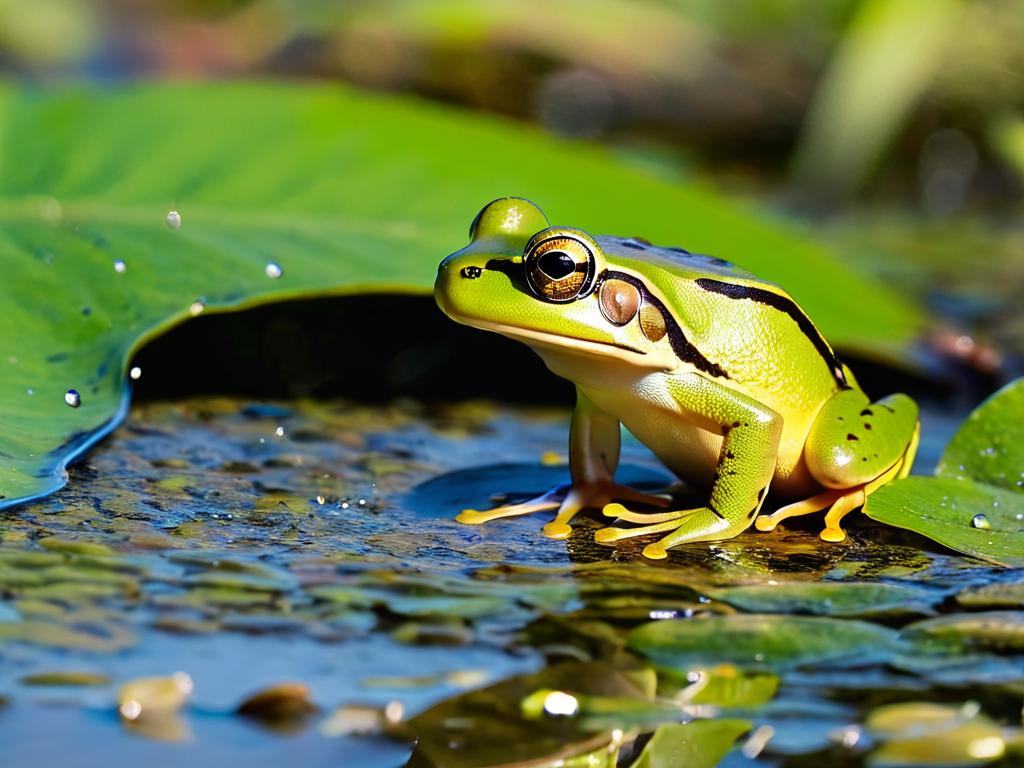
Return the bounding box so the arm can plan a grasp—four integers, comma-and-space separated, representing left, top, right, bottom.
595, 236, 762, 284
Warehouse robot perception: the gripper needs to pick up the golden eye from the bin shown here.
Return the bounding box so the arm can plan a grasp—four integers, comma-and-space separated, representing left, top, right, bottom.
525, 236, 595, 302
599, 279, 640, 325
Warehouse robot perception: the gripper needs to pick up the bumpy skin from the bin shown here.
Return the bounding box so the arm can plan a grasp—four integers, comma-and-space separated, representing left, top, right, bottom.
435, 198, 919, 560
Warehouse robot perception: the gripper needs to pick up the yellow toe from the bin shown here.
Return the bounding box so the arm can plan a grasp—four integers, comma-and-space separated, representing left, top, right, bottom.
456, 510, 485, 525
602, 503, 627, 518
642, 543, 668, 560
753, 516, 776, 532
594, 527, 623, 544
820, 527, 847, 543
542, 522, 572, 539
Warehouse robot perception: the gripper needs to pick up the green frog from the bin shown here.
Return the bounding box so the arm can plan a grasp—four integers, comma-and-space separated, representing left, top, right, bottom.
434, 198, 919, 560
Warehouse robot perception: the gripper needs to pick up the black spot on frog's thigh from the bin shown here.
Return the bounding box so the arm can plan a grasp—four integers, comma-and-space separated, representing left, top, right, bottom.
864, 423, 872, 430
725, 451, 735, 459
847, 433, 858, 441
860, 408, 873, 417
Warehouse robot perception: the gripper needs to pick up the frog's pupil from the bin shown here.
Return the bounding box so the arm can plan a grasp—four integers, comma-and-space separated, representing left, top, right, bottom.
538, 251, 576, 280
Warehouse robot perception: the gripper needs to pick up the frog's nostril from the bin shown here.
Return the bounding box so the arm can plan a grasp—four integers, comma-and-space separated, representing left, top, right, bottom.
460, 266, 483, 279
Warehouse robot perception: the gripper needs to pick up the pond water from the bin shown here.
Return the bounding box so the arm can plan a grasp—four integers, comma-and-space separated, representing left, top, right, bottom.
1, 396, 1022, 767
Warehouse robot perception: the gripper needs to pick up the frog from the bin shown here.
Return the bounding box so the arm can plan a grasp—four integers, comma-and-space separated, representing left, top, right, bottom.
433, 198, 920, 560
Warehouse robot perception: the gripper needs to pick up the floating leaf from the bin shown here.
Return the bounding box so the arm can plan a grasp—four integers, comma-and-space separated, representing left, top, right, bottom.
628, 719, 751, 768
866, 379, 1024, 565
405, 661, 651, 768
628, 615, 899, 673
0, 82, 923, 509
679, 665, 779, 708
902, 611, 1024, 653
957, 579, 1024, 609
707, 581, 937, 618
866, 701, 1012, 767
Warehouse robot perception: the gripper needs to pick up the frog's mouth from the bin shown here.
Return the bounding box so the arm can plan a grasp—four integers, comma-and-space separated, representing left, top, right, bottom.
466, 318, 648, 358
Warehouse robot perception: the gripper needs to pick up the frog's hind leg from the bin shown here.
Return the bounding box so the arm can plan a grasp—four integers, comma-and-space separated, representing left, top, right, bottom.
757, 388, 919, 542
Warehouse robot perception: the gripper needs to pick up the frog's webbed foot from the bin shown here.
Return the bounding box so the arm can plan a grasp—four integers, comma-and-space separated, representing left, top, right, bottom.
457, 480, 670, 540
596, 505, 737, 560
754, 488, 862, 542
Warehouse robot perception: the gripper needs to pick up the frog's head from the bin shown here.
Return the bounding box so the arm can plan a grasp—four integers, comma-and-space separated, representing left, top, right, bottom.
435, 198, 676, 370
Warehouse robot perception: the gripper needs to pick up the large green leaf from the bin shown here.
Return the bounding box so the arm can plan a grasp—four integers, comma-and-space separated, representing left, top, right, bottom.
866, 379, 1024, 565
0, 82, 922, 508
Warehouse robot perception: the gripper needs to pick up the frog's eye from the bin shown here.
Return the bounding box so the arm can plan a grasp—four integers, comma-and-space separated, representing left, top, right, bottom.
525, 236, 595, 302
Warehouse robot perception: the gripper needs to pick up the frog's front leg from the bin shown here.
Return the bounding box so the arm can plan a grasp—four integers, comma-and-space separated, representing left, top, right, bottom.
456, 389, 670, 539
597, 373, 782, 560
755, 388, 919, 542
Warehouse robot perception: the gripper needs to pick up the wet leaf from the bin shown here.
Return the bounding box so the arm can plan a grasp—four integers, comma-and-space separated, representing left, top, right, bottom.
628, 719, 751, 768
405, 661, 651, 768
628, 615, 899, 673
38, 538, 116, 557
957, 579, 1024, 609
679, 666, 779, 708
937, 378, 1024, 493
865, 379, 1024, 566
19, 670, 110, 686
902, 611, 1024, 653
0, 82, 923, 509
707, 581, 937, 618
866, 702, 1011, 767
0, 619, 135, 652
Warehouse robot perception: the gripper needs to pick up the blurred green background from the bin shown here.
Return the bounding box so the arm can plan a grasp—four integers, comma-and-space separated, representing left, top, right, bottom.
3, 0, 1021, 356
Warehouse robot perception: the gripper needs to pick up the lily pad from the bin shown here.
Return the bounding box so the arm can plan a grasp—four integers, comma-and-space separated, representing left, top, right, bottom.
0, 82, 923, 509
628, 719, 752, 768
627, 614, 899, 673
866, 379, 1024, 565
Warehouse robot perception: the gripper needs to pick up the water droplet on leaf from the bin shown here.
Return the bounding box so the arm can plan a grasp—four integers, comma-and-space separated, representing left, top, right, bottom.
971, 514, 991, 530
114, 259, 126, 273
64, 389, 81, 408
189, 301, 205, 316
166, 210, 181, 229
265, 262, 283, 279
129, 366, 142, 380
